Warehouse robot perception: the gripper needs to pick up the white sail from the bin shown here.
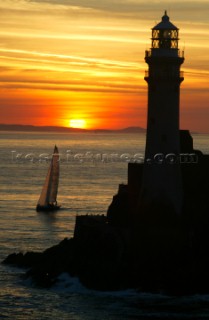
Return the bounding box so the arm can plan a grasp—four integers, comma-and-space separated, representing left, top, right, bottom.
37, 145, 59, 207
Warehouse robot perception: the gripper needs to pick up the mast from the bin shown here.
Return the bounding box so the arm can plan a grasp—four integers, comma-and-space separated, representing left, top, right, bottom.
48, 145, 59, 204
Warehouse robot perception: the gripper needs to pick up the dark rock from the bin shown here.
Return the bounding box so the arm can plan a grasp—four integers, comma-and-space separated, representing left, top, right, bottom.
2, 251, 42, 268
2, 238, 77, 287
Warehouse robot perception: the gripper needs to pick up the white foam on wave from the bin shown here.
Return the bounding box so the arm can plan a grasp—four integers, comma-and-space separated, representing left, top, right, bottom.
52, 273, 91, 294
52, 272, 150, 298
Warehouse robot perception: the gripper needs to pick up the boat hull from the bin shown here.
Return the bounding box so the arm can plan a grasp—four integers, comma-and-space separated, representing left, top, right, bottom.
36, 204, 61, 212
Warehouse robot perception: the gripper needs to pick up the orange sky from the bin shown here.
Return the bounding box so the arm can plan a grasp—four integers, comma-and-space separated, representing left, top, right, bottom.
0, 1, 209, 132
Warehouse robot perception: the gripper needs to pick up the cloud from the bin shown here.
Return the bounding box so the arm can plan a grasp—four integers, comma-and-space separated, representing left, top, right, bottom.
0, 66, 144, 94
0, 48, 142, 71
25, 0, 209, 22
2, 0, 209, 25
0, 82, 143, 94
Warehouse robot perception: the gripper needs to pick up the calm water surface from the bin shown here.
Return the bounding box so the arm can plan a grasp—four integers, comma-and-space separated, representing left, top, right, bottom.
1, 131, 209, 319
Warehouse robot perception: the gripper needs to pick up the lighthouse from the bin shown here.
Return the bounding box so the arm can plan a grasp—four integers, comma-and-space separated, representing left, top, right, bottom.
139, 11, 185, 215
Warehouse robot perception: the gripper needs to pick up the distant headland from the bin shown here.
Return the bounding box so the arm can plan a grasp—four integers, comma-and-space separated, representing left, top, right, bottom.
0, 124, 146, 134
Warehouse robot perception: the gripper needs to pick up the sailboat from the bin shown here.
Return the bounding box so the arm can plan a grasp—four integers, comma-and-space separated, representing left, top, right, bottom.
36, 145, 60, 212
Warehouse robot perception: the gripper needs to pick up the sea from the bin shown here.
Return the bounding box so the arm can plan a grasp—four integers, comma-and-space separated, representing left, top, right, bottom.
1, 131, 209, 320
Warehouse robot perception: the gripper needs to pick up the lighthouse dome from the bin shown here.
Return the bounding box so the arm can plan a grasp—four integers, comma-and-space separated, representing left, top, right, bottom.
153, 11, 178, 30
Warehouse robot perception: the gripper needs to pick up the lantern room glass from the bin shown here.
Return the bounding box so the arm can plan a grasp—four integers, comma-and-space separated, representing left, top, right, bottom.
152, 29, 179, 49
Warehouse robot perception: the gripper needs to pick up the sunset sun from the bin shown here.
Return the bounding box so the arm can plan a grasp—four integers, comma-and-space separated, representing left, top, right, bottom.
69, 119, 86, 129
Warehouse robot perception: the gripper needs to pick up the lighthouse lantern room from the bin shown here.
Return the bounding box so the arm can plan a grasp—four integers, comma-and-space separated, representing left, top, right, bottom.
151, 10, 179, 51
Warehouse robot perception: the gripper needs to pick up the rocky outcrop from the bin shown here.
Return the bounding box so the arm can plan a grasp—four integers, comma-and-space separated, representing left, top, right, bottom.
3, 238, 76, 287
3, 206, 209, 295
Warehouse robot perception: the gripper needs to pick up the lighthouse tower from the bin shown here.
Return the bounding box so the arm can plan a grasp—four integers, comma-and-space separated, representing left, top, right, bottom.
140, 11, 184, 215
